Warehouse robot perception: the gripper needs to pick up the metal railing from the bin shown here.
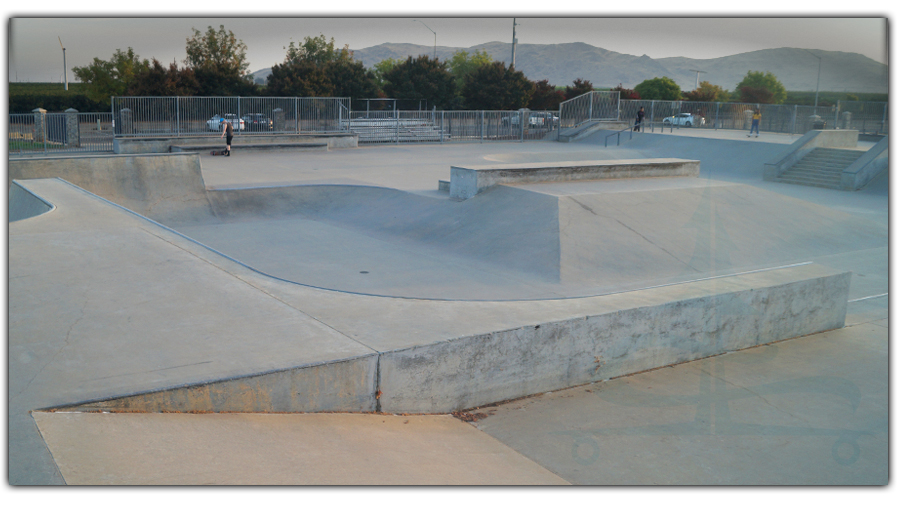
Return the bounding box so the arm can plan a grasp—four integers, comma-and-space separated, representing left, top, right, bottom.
558, 91, 621, 130
111, 96, 350, 137
9, 112, 113, 156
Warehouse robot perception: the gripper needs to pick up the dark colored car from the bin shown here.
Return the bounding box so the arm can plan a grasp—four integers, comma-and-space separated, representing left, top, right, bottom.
242, 113, 273, 131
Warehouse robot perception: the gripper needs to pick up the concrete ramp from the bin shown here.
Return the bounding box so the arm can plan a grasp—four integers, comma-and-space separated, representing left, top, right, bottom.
9, 181, 55, 222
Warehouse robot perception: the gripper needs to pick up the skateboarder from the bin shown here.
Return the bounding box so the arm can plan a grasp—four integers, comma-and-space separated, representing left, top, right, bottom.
219, 118, 233, 156
748, 109, 760, 137
634, 107, 645, 132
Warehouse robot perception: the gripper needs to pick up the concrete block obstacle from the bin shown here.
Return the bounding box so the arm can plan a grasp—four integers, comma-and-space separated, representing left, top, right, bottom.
169, 142, 328, 154
449, 158, 700, 200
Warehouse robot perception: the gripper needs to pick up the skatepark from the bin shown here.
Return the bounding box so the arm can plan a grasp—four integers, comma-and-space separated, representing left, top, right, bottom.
8, 126, 888, 485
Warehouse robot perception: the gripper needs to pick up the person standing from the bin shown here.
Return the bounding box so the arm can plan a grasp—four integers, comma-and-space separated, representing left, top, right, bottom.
634, 106, 645, 132
220, 118, 233, 156
749, 109, 761, 137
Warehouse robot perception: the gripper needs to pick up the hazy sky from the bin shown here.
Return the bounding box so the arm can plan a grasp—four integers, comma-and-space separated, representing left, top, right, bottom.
6, 5, 892, 83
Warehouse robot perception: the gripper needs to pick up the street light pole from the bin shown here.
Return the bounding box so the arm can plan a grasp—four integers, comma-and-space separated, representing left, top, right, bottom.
804, 49, 822, 108
413, 19, 436, 60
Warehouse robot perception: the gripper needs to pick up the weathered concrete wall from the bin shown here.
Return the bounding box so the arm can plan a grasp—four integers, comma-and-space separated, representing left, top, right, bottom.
114, 133, 357, 154
57, 355, 378, 413
9, 180, 55, 222
378, 265, 851, 413
8, 153, 211, 223
764, 130, 859, 181
450, 158, 700, 200
842, 135, 889, 190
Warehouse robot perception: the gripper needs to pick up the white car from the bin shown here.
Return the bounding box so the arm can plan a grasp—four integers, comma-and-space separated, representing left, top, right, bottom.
207, 114, 245, 131
662, 112, 705, 127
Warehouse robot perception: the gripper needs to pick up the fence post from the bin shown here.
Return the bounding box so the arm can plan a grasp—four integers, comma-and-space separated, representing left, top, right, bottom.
588, 92, 593, 121
520, 110, 525, 142
176, 97, 180, 137
481, 111, 484, 143
32, 108, 47, 148
792, 105, 797, 135
834, 102, 839, 130
881, 103, 887, 134
65, 108, 80, 148
441, 111, 444, 144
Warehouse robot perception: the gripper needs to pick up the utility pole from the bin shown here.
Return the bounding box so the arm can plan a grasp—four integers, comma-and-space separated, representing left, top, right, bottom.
511, 18, 519, 69
58, 36, 68, 90
804, 49, 822, 108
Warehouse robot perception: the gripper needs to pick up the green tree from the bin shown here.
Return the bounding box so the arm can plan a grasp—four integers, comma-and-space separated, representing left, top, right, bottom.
448, 49, 493, 89
461, 62, 533, 110
184, 25, 254, 95
371, 57, 402, 89
683, 81, 729, 102
634, 77, 683, 101
383, 55, 457, 109
529, 79, 565, 110
126, 59, 200, 96
284, 35, 352, 66
72, 47, 149, 101
266, 60, 334, 97
734, 71, 786, 104
325, 59, 379, 99
564, 78, 594, 100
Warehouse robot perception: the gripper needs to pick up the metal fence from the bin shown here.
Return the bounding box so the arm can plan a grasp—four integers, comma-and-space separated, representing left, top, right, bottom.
111, 96, 351, 137
9, 111, 113, 156
345, 109, 558, 144
559, 91, 621, 129
618, 99, 888, 135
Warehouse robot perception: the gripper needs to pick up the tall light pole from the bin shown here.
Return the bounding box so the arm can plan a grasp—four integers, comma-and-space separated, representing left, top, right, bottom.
58, 36, 68, 90
511, 18, 519, 69
689, 69, 706, 90
413, 19, 436, 60
804, 49, 822, 108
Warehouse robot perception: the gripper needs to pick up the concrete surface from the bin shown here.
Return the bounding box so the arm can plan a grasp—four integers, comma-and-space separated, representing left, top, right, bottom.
7, 126, 889, 485
32, 413, 568, 485
449, 158, 700, 199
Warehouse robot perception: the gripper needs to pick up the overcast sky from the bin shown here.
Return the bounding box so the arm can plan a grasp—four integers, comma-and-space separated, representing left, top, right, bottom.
5, 4, 892, 83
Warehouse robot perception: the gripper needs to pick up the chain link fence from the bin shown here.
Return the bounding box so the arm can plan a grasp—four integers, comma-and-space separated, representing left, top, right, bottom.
559, 91, 621, 129
618, 99, 888, 135
111, 96, 351, 137
9, 111, 113, 156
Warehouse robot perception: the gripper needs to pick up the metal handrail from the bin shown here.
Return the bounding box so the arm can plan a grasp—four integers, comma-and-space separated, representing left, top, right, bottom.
604, 123, 641, 147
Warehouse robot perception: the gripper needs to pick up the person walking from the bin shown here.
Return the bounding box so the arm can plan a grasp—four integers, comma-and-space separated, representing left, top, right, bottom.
749, 109, 761, 137
634, 106, 645, 132
220, 118, 233, 156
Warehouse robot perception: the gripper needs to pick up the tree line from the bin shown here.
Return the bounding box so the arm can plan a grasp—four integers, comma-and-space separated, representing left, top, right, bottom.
34, 24, 876, 114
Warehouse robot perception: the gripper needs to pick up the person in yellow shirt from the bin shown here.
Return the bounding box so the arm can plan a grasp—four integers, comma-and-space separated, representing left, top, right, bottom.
749, 109, 761, 137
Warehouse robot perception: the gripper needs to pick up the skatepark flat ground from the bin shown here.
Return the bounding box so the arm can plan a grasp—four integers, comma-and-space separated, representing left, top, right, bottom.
7, 126, 890, 489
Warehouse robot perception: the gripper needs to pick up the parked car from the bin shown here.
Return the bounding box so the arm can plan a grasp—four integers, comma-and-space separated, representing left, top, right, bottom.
242, 113, 273, 131
206, 114, 245, 131
662, 112, 705, 127
501, 110, 560, 128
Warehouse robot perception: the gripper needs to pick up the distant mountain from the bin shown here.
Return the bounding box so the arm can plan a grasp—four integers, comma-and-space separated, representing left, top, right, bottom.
251, 42, 888, 94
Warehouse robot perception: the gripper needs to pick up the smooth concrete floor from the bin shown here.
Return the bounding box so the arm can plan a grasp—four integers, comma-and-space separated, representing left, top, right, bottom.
8, 127, 891, 487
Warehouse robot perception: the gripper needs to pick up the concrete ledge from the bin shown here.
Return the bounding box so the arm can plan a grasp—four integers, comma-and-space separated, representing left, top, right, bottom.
764, 130, 859, 181
841, 136, 888, 190
55, 355, 379, 413
170, 142, 328, 153
449, 158, 700, 200
379, 264, 851, 413
114, 133, 357, 154
558, 121, 631, 142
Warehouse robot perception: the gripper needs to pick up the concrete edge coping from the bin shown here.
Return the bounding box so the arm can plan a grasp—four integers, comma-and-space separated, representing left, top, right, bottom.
452, 158, 698, 172
842, 135, 888, 177
115, 132, 356, 142
171, 142, 328, 151
9, 151, 199, 161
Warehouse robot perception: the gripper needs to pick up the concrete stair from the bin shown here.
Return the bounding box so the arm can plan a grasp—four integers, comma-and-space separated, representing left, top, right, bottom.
777, 148, 864, 189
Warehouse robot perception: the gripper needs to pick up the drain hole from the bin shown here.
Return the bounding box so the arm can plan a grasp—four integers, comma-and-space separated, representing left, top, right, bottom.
360, 271, 369, 274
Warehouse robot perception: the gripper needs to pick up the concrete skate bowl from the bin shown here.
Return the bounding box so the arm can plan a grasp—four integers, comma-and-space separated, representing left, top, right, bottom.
157, 179, 887, 301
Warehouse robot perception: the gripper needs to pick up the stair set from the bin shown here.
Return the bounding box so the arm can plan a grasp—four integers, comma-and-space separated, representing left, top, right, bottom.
776, 148, 865, 189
